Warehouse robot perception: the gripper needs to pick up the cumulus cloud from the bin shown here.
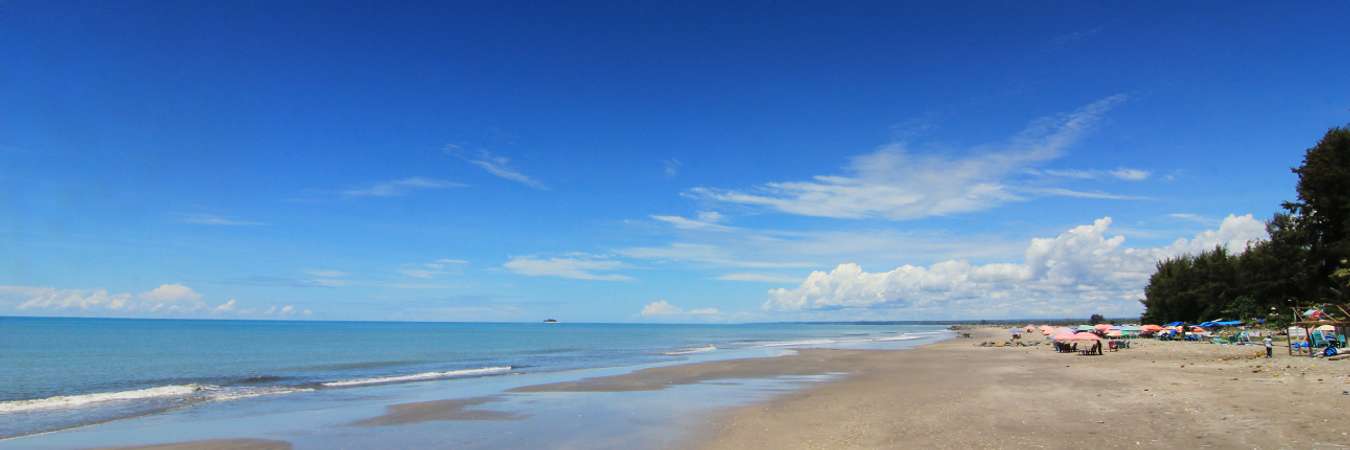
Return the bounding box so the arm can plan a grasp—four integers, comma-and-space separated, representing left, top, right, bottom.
0, 284, 313, 320
343, 177, 464, 197
763, 214, 1267, 318
3, 283, 207, 314
688, 95, 1132, 220
640, 300, 720, 318
447, 145, 547, 189
139, 284, 203, 302
503, 255, 632, 281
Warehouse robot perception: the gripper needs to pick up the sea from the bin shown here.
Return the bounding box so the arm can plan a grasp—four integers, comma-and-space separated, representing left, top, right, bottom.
0, 317, 951, 448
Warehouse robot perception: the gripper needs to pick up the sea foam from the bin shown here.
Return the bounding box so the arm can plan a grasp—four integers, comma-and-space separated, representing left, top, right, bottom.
319, 366, 513, 387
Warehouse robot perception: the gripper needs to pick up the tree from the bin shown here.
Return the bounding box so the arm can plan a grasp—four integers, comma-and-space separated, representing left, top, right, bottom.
1088, 313, 1105, 324
1284, 125, 1350, 301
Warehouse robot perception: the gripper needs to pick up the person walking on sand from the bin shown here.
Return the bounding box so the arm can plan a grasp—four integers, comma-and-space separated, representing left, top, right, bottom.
1264, 336, 1273, 358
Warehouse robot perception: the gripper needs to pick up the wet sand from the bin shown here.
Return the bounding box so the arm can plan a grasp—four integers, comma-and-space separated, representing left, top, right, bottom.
96, 439, 291, 450
349, 396, 520, 426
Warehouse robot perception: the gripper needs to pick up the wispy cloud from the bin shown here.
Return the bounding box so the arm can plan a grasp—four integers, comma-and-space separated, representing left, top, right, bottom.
342, 177, 464, 197
447, 145, 547, 189
1030, 167, 1151, 181
1167, 213, 1214, 225
399, 258, 469, 278
649, 211, 734, 232
688, 95, 1130, 220
663, 158, 683, 178
1020, 187, 1148, 200
179, 213, 265, 226
639, 299, 720, 318
304, 269, 350, 287
715, 273, 802, 283
503, 255, 631, 281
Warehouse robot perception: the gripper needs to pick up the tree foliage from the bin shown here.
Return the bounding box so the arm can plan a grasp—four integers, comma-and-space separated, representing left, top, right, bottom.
1140, 126, 1349, 323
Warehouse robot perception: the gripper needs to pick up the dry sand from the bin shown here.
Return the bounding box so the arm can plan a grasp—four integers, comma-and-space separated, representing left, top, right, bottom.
696, 328, 1350, 449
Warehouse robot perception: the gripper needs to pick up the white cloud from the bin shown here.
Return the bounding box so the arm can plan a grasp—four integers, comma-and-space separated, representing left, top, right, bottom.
503, 255, 632, 281
1020, 187, 1148, 200
343, 177, 464, 197
688, 95, 1129, 220
399, 258, 469, 278
763, 214, 1267, 318
640, 299, 720, 318
304, 269, 348, 278
618, 243, 814, 269
1109, 168, 1151, 181
139, 284, 203, 302
3, 283, 208, 314
179, 213, 265, 226
304, 269, 350, 287
213, 299, 237, 313
716, 273, 803, 283
663, 158, 682, 178
650, 211, 734, 232
1167, 213, 1212, 225
1033, 167, 1151, 182
447, 145, 547, 189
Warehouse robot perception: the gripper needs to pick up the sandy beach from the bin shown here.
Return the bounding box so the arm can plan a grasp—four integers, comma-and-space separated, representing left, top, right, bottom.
697, 328, 1350, 449
89, 328, 1350, 449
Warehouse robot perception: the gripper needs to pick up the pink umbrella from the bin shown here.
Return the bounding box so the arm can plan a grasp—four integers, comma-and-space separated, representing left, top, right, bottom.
1052, 330, 1077, 341
1070, 332, 1102, 341
1093, 324, 1112, 332
1140, 325, 1163, 332
1106, 330, 1123, 338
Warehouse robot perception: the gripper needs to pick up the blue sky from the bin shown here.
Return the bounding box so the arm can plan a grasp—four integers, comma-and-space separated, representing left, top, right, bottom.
3, 1, 1349, 322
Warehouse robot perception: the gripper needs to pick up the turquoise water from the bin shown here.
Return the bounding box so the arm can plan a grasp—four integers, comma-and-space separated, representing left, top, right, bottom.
0, 317, 950, 440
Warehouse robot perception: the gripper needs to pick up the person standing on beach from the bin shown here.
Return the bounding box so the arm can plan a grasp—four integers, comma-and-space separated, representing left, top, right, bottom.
1264, 336, 1274, 358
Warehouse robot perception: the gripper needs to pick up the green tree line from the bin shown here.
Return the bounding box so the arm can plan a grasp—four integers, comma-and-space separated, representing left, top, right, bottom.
1140, 126, 1350, 324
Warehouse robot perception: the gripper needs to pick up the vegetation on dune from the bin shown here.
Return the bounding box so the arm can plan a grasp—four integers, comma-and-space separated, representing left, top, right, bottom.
1140, 126, 1350, 324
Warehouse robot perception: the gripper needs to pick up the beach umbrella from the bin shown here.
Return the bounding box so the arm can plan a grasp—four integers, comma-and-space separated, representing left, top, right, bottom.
1077, 325, 1095, 331
1106, 330, 1123, 338
1094, 324, 1112, 332
1052, 330, 1077, 341
1070, 332, 1102, 341
1140, 325, 1163, 332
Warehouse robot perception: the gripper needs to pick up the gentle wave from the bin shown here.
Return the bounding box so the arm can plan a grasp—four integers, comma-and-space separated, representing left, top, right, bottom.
0, 384, 315, 415
319, 366, 513, 387
663, 345, 717, 355
0, 384, 209, 414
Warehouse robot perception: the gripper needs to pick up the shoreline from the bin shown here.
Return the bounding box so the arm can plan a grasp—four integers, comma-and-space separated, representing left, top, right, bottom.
28, 328, 1350, 449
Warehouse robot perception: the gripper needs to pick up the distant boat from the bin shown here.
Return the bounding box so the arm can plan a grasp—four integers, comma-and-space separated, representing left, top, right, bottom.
543, 319, 559, 324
